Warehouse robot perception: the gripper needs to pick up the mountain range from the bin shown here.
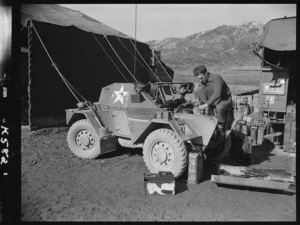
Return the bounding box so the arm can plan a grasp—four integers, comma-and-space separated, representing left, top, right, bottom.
147, 21, 265, 74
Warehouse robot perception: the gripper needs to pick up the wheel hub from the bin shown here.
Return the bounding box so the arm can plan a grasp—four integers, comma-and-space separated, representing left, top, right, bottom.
79, 135, 90, 146
156, 148, 167, 163
152, 142, 174, 168
76, 130, 95, 150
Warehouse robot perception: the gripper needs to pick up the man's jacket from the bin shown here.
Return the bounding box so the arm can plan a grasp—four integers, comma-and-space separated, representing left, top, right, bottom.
194, 73, 232, 107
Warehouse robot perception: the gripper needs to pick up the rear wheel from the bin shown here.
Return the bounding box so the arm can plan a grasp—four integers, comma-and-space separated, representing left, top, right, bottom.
67, 119, 101, 159
143, 128, 187, 178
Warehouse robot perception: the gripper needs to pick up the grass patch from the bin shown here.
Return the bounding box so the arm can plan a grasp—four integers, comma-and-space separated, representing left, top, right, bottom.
221, 70, 260, 87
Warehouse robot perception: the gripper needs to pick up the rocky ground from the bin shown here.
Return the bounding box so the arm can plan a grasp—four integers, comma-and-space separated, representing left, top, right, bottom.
21, 126, 296, 221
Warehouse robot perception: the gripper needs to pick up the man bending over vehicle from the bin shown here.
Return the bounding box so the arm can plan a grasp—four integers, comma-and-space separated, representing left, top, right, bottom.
193, 65, 233, 136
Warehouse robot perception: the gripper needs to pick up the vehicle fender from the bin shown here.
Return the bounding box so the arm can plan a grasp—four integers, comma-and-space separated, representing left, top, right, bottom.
132, 114, 218, 147
131, 119, 186, 145
65, 109, 102, 134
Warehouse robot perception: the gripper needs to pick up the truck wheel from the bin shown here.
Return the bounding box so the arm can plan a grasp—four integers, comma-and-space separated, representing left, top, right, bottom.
143, 128, 187, 178
67, 119, 101, 159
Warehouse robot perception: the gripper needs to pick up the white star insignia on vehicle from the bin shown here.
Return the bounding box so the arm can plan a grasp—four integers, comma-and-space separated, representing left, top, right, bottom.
113, 85, 128, 104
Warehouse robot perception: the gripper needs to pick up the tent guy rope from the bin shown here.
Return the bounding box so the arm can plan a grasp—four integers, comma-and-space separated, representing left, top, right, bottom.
131, 4, 171, 82
126, 4, 173, 82
104, 36, 138, 82
128, 38, 162, 82
128, 37, 173, 82
151, 50, 174, 82
29, 20, 104, 128
116, 37, 161, 82
30, 20, 85, 103
92, 33, 130, 83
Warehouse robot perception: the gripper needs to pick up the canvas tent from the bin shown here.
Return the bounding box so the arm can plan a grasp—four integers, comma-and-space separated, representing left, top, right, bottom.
21, 4, 173, 130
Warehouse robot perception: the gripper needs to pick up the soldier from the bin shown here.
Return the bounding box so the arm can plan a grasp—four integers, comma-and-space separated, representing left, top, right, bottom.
193, 65, 232, 136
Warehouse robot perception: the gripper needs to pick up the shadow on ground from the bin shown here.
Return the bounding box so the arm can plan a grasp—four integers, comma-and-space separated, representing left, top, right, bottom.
97, 146, 143, 159
251, 139, 275, 165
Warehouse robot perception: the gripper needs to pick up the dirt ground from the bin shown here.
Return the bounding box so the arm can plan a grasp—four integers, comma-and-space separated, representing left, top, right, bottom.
21, 126, 296, 221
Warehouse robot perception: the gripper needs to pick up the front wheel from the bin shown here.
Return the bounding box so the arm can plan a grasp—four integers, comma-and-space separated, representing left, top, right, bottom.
143, 128, 187, 178
67, 119, 101, 159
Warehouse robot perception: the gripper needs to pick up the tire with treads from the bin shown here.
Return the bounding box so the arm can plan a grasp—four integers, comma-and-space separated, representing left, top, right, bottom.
143, 128, 187, 178
67, 119, 101, 159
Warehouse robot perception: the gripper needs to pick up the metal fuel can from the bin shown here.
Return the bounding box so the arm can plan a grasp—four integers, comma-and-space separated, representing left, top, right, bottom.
250, 125, 258, 144
241, 123, 249, 136
265, 124, 270, 135
234, 121, 242, 132
257, 126, 265, 145
188, 151, 203, 184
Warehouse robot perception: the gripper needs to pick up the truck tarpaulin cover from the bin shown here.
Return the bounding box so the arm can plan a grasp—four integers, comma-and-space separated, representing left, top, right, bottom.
21, 4, 170, 129
259, 17, 296, 51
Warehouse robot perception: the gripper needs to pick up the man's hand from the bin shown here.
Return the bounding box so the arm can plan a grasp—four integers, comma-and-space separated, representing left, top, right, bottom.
191, 97, 199, 104
198, 103, 208, 110
191, 98, 202, 108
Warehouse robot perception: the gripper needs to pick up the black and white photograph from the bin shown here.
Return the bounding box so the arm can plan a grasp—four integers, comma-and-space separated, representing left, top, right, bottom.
1, 3, 297, 222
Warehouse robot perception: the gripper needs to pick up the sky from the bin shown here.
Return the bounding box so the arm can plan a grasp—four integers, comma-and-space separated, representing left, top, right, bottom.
61, 4, 295, 42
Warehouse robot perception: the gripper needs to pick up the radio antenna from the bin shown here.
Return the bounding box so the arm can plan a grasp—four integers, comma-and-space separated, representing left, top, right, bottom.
134, 4, 137, 80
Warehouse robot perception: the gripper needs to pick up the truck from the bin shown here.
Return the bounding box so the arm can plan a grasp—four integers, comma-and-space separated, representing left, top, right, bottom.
236, 16, 296, 151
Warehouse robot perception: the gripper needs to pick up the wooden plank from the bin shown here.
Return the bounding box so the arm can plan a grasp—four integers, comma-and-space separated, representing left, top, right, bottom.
247, 168, 294, 183
211, 175, 294, 191
219, 164, 295, 183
